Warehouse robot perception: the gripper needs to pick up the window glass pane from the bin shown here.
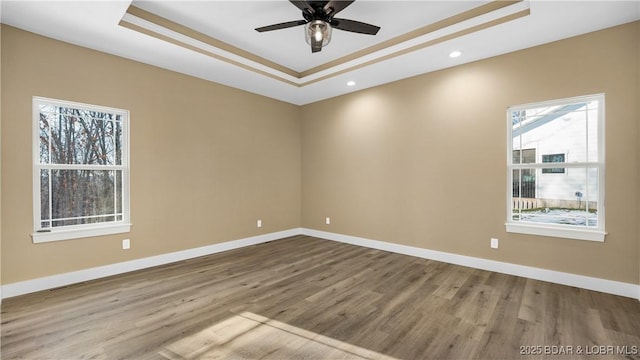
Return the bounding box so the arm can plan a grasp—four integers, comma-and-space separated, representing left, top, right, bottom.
49, 169, 119, 227
114, 120, 123, 166
512, 168, 536, 198
584, 167, 599, 227
559, 104, 588, 163
115, 170, 123, 215
511, 109, 526, 127
511, 138, 521, 164
512, 167, 597, 227
39, 105, 122, 166
40, 169, 50, 228
39, 113, 50, 164
512, 168, 537, 220
512, 147, 520, 164
512, 102, 594, 165
587, 101, 599, 162
512, 148, 535, 165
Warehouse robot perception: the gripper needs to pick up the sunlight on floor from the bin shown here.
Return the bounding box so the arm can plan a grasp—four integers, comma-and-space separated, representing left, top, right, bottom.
159, 311, 398, 359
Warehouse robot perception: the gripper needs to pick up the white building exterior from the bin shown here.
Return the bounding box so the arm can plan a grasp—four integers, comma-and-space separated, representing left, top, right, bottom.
512, 100, 599, 209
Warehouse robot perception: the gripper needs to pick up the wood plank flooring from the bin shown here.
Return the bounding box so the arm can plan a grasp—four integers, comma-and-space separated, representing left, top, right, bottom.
2, 235, 639, 359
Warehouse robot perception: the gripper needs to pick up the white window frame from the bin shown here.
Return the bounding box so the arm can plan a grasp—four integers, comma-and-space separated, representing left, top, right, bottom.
506, 94, 606, 242
32, 97, 131, 243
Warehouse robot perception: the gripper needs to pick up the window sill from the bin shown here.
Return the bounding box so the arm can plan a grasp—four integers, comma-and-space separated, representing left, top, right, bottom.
505, 222, 606, 242
32, 223, 131, 243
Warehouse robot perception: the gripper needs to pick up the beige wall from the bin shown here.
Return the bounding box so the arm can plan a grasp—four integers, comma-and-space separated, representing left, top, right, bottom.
1, 24, 3, 295
1, 26, 301, 284
2, 21, 639, 288
301, 22, 640, 284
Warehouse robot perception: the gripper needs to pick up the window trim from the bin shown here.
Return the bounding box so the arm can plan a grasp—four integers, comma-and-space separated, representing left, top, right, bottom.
31, 97, 131, 243
505, 94, 606, 242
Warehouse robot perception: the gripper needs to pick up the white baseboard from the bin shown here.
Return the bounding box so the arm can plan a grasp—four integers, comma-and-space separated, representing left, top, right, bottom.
300, 228, 640, 300
1, 228, 302, 299
3, 227, 638, 300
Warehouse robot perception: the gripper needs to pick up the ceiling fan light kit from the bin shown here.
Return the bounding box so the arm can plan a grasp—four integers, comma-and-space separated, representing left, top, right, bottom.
305, 20, 332, 51
256, 0, 380, 53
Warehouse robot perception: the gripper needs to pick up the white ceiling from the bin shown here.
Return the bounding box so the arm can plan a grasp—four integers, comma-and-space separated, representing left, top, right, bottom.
133, 1, 485, 72
1, 1, 639, 105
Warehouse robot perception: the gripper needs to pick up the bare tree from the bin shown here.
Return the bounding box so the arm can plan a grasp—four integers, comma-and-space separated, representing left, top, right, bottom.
39, 105, 123, 228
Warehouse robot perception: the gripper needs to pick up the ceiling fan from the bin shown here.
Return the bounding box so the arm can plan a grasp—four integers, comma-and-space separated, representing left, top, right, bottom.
255, 0, 381, 53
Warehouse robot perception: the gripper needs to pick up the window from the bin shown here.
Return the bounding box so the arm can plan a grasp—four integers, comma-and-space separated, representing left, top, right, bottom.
512, 148, 536, 198
506, 94, 605, 241
32, 97, 130, 243
542, 153, 565, 174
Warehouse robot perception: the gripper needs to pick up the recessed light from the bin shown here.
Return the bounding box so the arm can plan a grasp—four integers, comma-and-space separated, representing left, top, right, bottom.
449, 50, 462, 58
346, 81, 356, 87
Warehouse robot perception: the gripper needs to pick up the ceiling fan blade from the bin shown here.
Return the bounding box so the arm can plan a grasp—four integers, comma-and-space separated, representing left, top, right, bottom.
289, 0, 314, 12
323, 1, 354, 17
331, 18, 380, 35
255, 19, 308, 32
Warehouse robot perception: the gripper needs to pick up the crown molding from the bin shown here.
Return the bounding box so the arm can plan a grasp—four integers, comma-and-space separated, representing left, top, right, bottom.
119, 1, 529, 87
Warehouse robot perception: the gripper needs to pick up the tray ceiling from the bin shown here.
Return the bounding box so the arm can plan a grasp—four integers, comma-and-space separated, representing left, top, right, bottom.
1, 1, 639, 105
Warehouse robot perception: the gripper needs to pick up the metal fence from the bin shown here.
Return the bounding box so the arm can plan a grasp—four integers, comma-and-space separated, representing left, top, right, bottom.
512, 181, 535, 199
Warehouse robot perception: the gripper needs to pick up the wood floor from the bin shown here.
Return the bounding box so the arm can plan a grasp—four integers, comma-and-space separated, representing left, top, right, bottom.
2, 235, 639, 359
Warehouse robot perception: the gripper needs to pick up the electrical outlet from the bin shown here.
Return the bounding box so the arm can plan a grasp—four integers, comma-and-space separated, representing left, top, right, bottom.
325, 217, 331, 225
490, 238, 498, 249
122, 239, 130, 250
257, 219, 262, 228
